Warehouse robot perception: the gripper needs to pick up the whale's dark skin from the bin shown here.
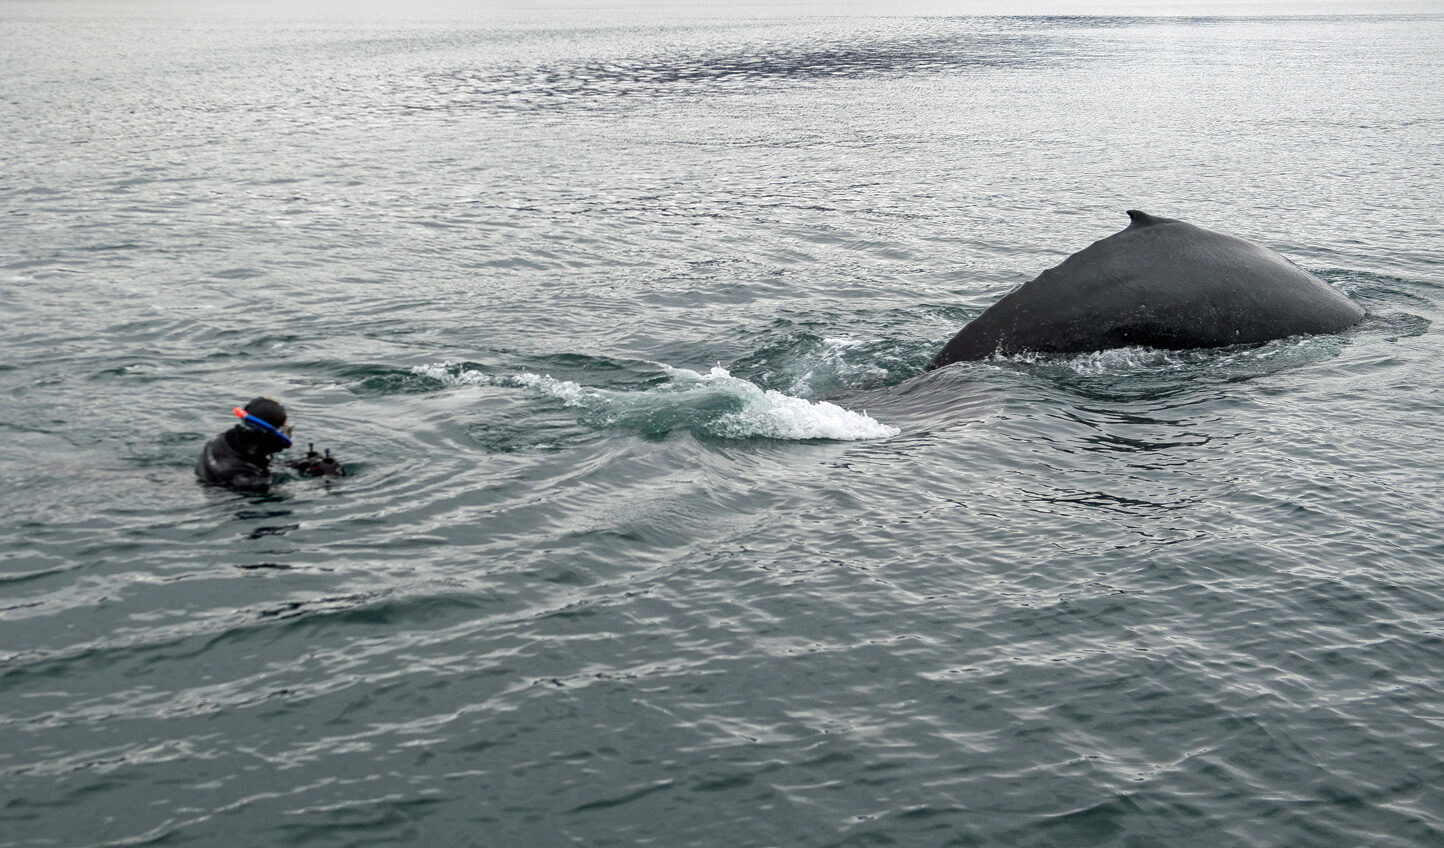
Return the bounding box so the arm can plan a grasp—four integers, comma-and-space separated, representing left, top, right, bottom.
927, 211, 1365, 369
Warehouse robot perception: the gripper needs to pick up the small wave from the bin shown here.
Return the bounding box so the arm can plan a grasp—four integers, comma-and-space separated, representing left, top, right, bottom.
1009, 346, 1192, 375
744, 335, 894, 398
412, 362, 898, 442
967, 335, 1357, 404
998, 334, 1350, 377
729, 331, 927, 398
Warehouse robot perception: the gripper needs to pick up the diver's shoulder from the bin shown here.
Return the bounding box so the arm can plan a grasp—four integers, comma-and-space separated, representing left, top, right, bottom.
196, 431, 269, 489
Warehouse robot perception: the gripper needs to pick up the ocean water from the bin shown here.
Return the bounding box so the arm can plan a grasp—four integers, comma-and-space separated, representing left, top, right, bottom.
3, 4, 1443, 846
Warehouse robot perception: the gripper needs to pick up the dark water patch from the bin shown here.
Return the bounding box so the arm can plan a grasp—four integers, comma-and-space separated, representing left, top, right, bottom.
88, 361, 177, 383
567, 778, 674, 813
75, 241, 142, 252
465, 416, 593, 454
211, 267, 265, 280
269, 797, 447, 846
188, 328, 303, 349
0, 565, 77, 587
255, 591, 469, 630
407, 25, 1075, 112
517, 352, 677, 388
235, 562, 295, 571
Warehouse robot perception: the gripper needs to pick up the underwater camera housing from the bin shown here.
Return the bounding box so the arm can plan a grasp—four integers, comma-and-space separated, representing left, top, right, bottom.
290, 443, 346, 478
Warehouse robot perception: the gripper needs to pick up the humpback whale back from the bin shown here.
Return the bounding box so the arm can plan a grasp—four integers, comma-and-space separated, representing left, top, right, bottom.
927, 211, 1364, 369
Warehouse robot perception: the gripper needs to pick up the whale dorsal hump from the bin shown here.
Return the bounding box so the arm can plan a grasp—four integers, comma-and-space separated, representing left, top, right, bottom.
1125, 210, 1180, 229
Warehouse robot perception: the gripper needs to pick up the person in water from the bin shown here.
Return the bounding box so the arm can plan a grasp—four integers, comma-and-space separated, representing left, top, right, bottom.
196, 397, 342, 491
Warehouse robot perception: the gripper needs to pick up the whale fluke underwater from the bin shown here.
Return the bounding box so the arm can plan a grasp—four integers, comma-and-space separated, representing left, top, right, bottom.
927, 210, 1365, 369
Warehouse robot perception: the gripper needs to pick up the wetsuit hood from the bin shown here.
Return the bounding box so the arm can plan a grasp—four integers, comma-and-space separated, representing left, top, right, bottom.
244, 397, 287, 429
236, 397, 290, 455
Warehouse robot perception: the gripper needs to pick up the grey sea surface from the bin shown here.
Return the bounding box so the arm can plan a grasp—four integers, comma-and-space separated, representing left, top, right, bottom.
3, 4, 1443, 846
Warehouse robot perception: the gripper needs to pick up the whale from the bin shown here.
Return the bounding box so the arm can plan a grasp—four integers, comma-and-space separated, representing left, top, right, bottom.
927, 211, 1365, 369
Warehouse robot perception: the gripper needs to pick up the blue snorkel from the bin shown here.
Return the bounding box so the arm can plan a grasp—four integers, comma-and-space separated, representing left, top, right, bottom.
234, 406, 293, 448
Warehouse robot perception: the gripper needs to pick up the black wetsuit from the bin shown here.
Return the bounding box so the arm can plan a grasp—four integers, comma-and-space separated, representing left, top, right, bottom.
195, 426, 285, 491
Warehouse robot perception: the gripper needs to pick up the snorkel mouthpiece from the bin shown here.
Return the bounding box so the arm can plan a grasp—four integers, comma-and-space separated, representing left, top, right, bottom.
234, 406, 293, 448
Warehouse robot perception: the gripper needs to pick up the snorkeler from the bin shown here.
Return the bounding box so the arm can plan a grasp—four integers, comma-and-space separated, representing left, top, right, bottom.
195, 397, 343, 491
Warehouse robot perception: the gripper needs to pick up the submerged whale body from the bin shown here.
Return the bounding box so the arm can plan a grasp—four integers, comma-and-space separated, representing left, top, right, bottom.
927, 211, 1365, 369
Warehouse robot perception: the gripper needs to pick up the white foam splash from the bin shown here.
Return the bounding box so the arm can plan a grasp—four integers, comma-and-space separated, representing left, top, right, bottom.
412, 361, 898, 441
1000, 346, 1189, 375
411, 362, 497, 386
1056, 347, 1188, 375
507, 371, 594, 406
663, 365, 899, 440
